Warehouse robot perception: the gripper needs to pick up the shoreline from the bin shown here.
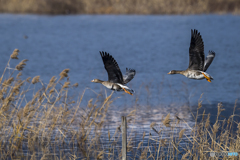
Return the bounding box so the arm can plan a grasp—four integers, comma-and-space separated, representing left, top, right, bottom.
0, 0, 240, 15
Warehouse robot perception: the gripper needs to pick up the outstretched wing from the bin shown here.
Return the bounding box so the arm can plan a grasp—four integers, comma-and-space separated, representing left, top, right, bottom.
123, 68, 136, 84
188, 29, 205, 71
100, 51, 123, 83
204, 50, 215, 72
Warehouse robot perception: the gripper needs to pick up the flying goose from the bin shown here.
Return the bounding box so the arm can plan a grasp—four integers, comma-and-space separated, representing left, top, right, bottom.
91, 51, 136, 95
168, 29, 215, 82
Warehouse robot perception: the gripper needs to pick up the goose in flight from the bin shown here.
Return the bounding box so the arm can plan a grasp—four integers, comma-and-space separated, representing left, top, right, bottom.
168, 29, 215, 82
91, 51, 136, 95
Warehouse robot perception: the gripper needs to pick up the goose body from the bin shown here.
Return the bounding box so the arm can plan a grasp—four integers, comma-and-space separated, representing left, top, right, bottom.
91, 51, 136, 95
168, 29, 215, 82
185, 70, 213, 81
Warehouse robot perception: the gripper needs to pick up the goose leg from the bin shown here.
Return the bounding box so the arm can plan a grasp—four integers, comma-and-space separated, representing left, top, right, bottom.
122, 88, 133, 95
201, 72, 211, 82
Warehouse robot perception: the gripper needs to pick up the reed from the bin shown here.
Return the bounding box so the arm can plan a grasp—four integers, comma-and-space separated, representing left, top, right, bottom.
0, 49, 239, 159
0, 0, 240, 14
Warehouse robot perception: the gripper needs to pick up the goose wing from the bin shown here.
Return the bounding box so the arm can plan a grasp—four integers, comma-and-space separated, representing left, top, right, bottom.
204, 50, 215, 72
188, 29, 205, 71
123, 68, 136, 84
100, 51, 123, 83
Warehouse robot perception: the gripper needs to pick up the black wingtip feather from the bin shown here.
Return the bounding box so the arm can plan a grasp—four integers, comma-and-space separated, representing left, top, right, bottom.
209, 50, 216, 56
190, 29, 204, 49
126, 68, 136, 73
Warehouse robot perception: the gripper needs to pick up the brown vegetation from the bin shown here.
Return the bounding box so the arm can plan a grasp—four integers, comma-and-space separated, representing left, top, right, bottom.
0, 0, 240, 14
0, 49, 239, 159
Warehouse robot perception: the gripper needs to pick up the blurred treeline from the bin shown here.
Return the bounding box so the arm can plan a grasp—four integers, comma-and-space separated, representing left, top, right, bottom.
0, 0, 239, 14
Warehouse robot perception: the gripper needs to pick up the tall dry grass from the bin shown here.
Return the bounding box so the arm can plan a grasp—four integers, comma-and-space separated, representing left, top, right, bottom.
0, 49, 239, 159
0, 0, 240, 14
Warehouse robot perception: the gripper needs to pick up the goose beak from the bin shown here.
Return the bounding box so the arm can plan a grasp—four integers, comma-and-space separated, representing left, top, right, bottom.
167, 72, 171, 74
91, 80, 94, 82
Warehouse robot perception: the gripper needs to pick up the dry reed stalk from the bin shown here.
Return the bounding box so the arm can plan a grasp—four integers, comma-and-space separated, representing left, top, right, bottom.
181, 150, 190, 160
140, 148, 148, 159
217, 102, 225, 118
97, 150, 104, 159
142, 131, 146, 140
152, 127, 159, 135
179, 129, 185, 139
127, 109, 136, 117
137, 141, 143, 150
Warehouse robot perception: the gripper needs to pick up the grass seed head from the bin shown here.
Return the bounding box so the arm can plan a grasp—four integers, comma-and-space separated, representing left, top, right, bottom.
72, 83, 78, 88
163, 113, 171, 127
49, 88, 55, 94
26, 77, 31, 83
50, 76, 57, 84
62, 82, 70, 89
179, 129, 185, 139
12, 80, 24, 95
217, 102, 225, 117
88, 99, 93, 108
16, 72, 22, 79
46, 76, 57, 90
213, 122, 219, 134
32, 76, 40, 84
142, 131, 145, 139
150, 122, 156, 128
60, 69, 70, 81
16, 59, 28, 71
0, 90, 3, 100
2, 77, 14, 87
10, 49, 19, 59
204, 113, 210, 129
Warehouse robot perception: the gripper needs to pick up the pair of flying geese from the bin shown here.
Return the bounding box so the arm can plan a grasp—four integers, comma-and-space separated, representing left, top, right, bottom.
91, 29, 215, 95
